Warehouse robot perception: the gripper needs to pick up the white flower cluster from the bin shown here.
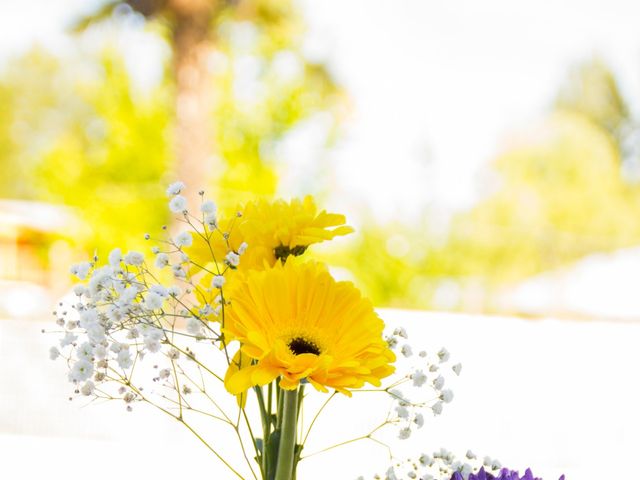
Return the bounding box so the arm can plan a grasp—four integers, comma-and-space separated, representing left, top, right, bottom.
51, 183, 249, 411
366, 449, 502, 480
384, 327, 461, 441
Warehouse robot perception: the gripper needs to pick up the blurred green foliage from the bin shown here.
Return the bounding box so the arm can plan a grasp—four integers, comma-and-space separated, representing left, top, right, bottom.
337, 59, 640, 310
0, 0, 342, 257
0, 48, 172, 253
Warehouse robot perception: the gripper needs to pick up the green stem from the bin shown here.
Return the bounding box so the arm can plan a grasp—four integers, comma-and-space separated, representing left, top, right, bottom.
255, 385, 269, 478
274, 389, 299, 480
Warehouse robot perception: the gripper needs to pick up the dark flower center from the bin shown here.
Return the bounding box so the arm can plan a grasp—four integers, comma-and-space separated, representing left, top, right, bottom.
288, 337, 321, 356
274, 244, 308, 262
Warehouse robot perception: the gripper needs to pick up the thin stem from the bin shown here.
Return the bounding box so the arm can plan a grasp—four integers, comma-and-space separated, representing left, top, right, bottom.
301, 391, 337, 447
300, 422, 388, 460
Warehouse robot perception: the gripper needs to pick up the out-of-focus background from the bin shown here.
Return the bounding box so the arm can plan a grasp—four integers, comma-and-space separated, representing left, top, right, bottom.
1, 0, 639, 478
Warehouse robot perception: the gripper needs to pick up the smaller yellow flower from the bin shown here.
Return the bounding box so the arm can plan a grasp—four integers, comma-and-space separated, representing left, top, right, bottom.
239, 196, 354, 266
222, 260, 396, 396
186, 196, 353, 273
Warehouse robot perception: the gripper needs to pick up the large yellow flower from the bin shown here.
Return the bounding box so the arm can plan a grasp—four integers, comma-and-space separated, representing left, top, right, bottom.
187, 196, 353, 273
222, 260, 396, 396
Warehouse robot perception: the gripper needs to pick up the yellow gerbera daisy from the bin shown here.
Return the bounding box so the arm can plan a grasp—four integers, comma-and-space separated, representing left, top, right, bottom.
239, 196, 354, 265
186, 196, 353, 273
222, 260, 396, 396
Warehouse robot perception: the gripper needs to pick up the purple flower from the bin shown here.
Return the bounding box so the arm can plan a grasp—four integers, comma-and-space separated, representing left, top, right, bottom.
450, 467, 565, 480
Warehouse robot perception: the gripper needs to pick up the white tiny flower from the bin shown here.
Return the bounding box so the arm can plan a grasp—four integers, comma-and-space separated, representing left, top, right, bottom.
87, 324, 106, 344
167, 348, 180, 360
225, 251, 240, 267
491, 459, 502, 470
118, 286, 138, 306
421, 475, 434, 480
144, 337, 161, 353
87, 266, 114, 298
466, 450, 476, 460
393, 327, 408, 338
108, 248, 122, 267
419, 454, 433, 467
124, 251, 144, 266
432, 401, 443, 415
60, 332, 77, 348
433, 375, 445, 390
148, 285, 167, 298
452, 363, 462, 376
418, 350, 427, 357
172, 265, 186, 278
80, 381, 95, 396
408, 472, 417, 479
411, 369, 428, 387
238, 242, 248, 255
440, 389, 454, 403
155, 253, 169, 268
73, 284, 87, 297
110, 342, 123, 353
126, 327, 139, 339
439, 448, 452, 462
205, 213, 217, 228
386, 467, 398, 480
186, 317, 203, 336
117, 350, 133, 369
167, 285, 181, 297
77, 342, 94, 361
141, 324, 163, 340
49, 346, 60, 360
483, 456, 492, 467
437, 348, 450, 363
144, 291, 163, 311
70, 262, 92, 280
414, 413, 424, 428
123, 392, 136, 403
166, 181, 185, 196
200, 200, 217, 214
401, 344, 413, 357
395, 405, 409, 419
169, 195, 187, 213
159, 368, 171, 380
94, 344, 107, 359
212, 275, 225, 289
398, 427, 411, 440
69, 360, 94, 383
79, 308, 98, 329
175, 231, 193, 248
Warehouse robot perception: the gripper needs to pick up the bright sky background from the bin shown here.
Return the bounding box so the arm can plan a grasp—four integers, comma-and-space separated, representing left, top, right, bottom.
1, 0, 640, 221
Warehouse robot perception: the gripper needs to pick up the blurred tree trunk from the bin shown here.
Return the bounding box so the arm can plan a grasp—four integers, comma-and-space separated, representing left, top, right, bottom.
170, 0, 220, 203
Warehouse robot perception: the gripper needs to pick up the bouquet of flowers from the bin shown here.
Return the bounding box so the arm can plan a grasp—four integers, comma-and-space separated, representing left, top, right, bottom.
49, 182, 563, 480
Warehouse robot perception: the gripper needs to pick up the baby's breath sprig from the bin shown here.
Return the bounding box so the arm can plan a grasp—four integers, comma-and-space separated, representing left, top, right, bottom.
50, 185, 258, 479
365, 448, 502, 480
